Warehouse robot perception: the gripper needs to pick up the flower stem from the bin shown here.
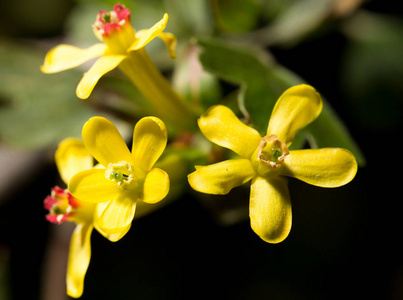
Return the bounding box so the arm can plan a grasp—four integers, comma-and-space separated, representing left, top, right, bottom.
119, 48, 198, 131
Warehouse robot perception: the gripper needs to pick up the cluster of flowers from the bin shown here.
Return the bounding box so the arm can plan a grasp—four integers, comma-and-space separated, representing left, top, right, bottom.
41, 4, 357, 298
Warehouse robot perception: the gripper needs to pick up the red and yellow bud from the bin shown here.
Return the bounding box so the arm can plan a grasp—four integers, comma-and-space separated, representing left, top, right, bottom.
44, 186, 78, 224
92, 4, 135, 54
44, 186, 95, 224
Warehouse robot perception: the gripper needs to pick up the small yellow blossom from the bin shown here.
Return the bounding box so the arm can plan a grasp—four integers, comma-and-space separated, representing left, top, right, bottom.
68, 116, 170, 235
188, 84, 358, 243
44, 138, 129, 298
40, 4, 176, 100
40, 4, 196, 129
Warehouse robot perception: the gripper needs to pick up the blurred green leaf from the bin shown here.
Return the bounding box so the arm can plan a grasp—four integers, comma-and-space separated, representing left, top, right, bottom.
211, 0, 262, 33
172, 43, 221, 111
0, 0, 72, 37
260, 0, 296, 21
98, 74, 152, 119
197, 37, 365, 165
341, 11, 403, 132
198, 37, 299, 132
263, 0, 337, 46
302, 102, 366, 166
164, 0, 213, 37
65, 2, 102, 47
0, 41, 97, 149
237, 0, 352, 48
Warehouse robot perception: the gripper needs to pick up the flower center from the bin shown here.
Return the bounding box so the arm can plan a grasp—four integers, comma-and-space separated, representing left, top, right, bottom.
93, 4, 130, 34
44, 186, 79, 224
105, 161, 142, 190
101, 11, 118, 24
252, 135, 289, 176
92, 4, 135, 53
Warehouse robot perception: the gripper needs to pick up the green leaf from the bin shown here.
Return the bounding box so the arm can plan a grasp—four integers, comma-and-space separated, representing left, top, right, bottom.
197, 37, 365, 165
164, 0, 212, 37
341, 12, 403, 132
211, 0, 262, 33
261, 0, 337, 46
198, 37, 298, 132
0, 41, 98, 149
302, 101, 366, 165
172, 43, 221, 112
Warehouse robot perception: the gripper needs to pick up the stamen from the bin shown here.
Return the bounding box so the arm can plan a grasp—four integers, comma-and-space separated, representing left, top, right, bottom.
56, 214, 65, 224
105, 161, 136, 189
256, 135, 289, 169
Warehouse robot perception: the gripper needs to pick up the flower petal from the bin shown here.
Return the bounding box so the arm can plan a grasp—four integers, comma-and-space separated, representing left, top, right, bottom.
41, 43, 107, 74
267, 84, 322, 146
131, 117, 167, 172
82, 117, 133, 167
157, 32, 177, 58
94, 202, 131, 242
66, 222, 93, 298
249, 176, 292, 244
76, 54, 126, 99
140, 168, 169, 204
281, 148, 358, 187
128, 13, 169, 51
188, 159, 256, 195
198, 105, 261, 159
55, 138, 93, 184
96, 192, 137, 234
68, 169, 117, 203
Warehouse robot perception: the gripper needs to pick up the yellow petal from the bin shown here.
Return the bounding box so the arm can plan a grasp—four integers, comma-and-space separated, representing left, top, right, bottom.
55, 138, 93, 184
267, 84, 322, 146
198, 105, 262, 159
76, 54, 126, 99
188, 159, 256, 195
66, 222, 93, 298
157, 32, 177, 58
68, 169, 117, 203
249, 176, 292, 244
128, 13, 169, 52
41, 43, 107, 74
94, 202, 131, 242
140, 168, 170, 204
281, 148, 358, 187
82, 117, 133, 167
131, 117, 167, 172
97, 192, 137, 234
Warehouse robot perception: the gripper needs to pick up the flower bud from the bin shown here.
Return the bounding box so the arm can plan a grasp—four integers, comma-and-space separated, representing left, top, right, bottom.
92, 4, 135, 54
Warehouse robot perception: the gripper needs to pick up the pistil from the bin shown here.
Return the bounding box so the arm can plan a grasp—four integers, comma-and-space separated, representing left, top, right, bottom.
105, 161, 143, 190
252, 135, 289, 176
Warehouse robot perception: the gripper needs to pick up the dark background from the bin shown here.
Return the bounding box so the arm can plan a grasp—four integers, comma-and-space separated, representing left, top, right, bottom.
0, 0, 402, 299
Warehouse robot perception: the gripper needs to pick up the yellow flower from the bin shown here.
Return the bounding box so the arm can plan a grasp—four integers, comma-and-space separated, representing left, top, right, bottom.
44, 138, 129, 298
188, 84, 358, 243
68, 116, 170, 235
40, 4, 195, 129
41, 4, 175, 99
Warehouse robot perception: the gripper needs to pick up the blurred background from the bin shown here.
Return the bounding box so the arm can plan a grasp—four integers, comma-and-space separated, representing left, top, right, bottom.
0, 0, 402, 299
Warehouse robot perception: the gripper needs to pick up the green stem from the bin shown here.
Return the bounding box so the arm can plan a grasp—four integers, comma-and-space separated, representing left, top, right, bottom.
119, 48, 198, 131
